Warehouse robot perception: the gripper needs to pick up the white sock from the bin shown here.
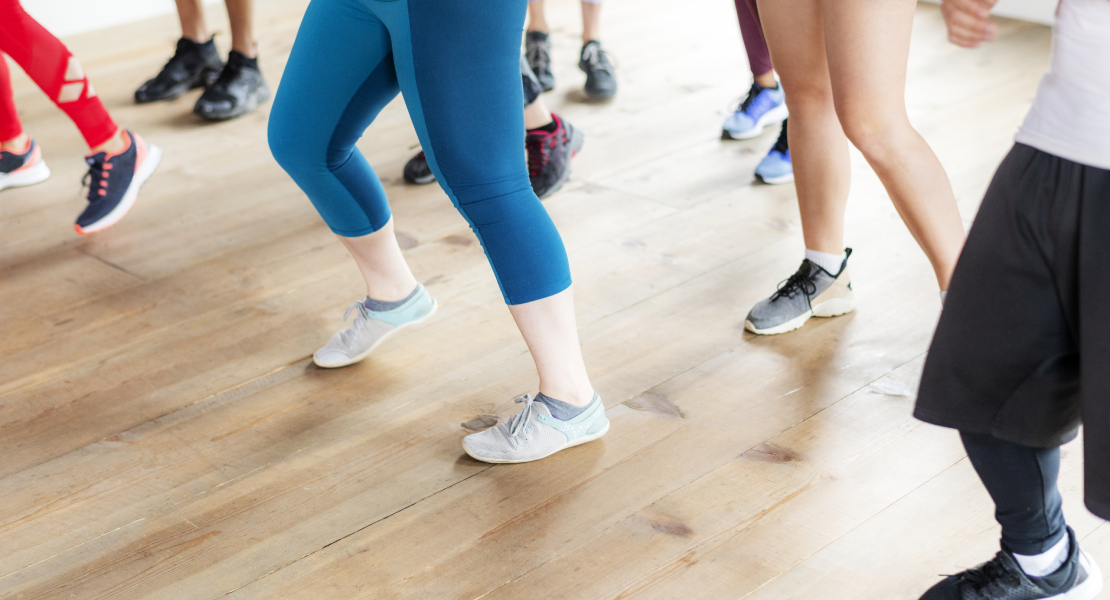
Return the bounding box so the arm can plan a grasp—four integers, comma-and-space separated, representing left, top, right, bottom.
940, 290, 947, 306
805, 249, 846, 275
1014, 535, 1069, 577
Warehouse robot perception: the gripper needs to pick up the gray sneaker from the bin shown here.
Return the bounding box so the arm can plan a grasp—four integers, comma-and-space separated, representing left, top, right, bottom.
462, 394, 609, 463
313, 284, 437, 368
745, 249, 855, 335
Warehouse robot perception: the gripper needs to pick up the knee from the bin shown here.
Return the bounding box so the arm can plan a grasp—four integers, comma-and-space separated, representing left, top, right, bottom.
267, 108, 301, 174
836, 111, 912, 164
782, 83, 837, 123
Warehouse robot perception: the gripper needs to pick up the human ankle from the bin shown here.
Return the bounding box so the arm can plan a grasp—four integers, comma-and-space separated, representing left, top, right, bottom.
90, 129, 126, 156
2, 133, 30, 153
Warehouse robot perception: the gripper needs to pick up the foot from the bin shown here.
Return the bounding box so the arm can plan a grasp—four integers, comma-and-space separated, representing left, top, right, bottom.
579, 40, 617, 100
722, 81, 787, 140
526, 114, 584, 200
744, 249, 855, 335
135, 37, 224, 104
403, 151, 436, 185
313, 284, 438, 368
76, 131, 162, 235
0, 139, 50, 192
526, 31, 556, 92
462, 393, 609, 464
919, 528, 1103, 599
755, 119, 793, 184
193, 51, 270, 121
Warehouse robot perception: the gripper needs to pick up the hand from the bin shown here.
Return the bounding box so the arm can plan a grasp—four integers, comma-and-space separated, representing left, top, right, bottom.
941, 0, 1000, 48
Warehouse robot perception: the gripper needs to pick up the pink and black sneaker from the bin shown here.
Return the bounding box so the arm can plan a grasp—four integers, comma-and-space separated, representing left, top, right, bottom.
525, 113, 584, 200
0, 139, 51, 192
76, 130, 162, 235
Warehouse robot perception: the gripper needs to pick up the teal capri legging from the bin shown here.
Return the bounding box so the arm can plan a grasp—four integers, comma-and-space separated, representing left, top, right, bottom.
268, 0, 572, 305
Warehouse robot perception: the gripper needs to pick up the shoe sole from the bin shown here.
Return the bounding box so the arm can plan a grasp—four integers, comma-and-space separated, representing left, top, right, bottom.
463, 418, 610, 464
194, 84, 271, 121
405, 173, 436, 185
756, 171, 794, 185
76, 143, 163, 235
313, 299, 438, 369
134, 67, 222, 104
1056, 550, 1104, 600
0, 159, 51, 191
744, 293, 856, 336
536, 125, 585, 200
722, 103, 789, 141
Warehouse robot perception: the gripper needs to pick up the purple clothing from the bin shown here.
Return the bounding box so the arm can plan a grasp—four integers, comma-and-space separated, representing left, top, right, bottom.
735, 0, 773, 78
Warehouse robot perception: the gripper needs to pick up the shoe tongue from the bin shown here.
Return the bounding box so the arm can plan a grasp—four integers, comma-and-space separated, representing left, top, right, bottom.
85, 153, 106, 165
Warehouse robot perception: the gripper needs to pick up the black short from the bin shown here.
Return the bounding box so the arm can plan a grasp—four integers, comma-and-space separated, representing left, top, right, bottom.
915, 143, 1110, 520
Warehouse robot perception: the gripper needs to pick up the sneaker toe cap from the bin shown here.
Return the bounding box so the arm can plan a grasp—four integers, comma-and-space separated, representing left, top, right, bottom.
313, 348, 352, 368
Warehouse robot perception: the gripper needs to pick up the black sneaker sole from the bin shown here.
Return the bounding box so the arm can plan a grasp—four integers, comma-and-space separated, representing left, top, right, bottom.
134, 66, 223, 104
194, 83, 271, 121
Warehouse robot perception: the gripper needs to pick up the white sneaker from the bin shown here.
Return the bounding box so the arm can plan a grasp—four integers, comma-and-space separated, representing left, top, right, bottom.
462, 394, 609, 464
313, 284, 437, 368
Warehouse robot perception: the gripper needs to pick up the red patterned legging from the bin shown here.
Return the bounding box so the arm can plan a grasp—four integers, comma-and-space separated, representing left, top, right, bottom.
0, 0, 117, 148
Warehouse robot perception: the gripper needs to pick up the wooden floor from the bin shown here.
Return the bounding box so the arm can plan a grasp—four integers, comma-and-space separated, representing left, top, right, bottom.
1, 1, 1105, 598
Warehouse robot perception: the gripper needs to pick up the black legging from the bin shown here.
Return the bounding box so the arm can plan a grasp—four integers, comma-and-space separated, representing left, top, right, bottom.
962, 432, 1067, 555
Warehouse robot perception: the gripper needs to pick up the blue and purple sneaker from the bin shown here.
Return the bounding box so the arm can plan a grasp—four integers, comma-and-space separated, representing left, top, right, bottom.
722, 81, 788, 140
76, 130, 162, 235
755, 119, 794, 185
0, 139, 51, 192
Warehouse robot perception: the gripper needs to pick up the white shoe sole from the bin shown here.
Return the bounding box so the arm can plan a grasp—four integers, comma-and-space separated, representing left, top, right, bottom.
1056, 550, 1103, 600
757, 171, 794, 185
0, 159, 51, 191
76, 143, 163, 235
722, 103, 789, 141
744, 293, 856, 336
313, 300, 438, 369
463, 418, 610, 464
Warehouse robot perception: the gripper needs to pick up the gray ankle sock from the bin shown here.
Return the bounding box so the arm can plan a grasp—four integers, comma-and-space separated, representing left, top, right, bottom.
364, 284, 420, 312
535, 392, 594, 421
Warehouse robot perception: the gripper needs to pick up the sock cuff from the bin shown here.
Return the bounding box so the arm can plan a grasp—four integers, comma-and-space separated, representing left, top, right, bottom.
364, 284, 421, 312
804, 249, 846, 275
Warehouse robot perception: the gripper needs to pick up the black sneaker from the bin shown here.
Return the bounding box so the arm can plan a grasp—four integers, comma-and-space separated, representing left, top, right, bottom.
579, 40, 617, 100
526, 31, 556, 92
193, 51, 270, 121
526, 114, 584, 200
135, 37, 224, 104
76, 130, 162, 235
403, 151, 436, 185
919, 527, 1103, 600
0, 139, 51, 191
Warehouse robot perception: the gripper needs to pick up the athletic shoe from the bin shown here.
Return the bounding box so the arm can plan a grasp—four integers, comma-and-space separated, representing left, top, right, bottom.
722, 81, 788, 140
403, 151, 436, 185
75, 131, 163, 235
919, 527, 1103, 600
462, 393, 609, 463
579, 40, 617, 100
755, 119, 794, 184
0, 139, 50, 192
527, 114, 584, 200
526, 31, 556, 92
745, 248, 855, 335
194, 51, 270, 121
134, 37, 224, 104
313, 284, 437, 368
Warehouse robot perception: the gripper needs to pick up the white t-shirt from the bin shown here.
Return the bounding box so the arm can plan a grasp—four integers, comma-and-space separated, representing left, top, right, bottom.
1014, 0, 1110, 170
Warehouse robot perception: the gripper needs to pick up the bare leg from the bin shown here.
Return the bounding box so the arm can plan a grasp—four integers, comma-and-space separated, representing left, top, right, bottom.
338, 218, 420, 302
823, 0, 964, 288
508, 288, 595, 406
754, 70, 777, 88
524, 97, 553, 130
527, 0, 550, 33
757, 0, 851, 255
175, 0, 209, 42
225, 0, 257, 57
91, 128, 126, 154
581, 1, 602, 43
1, 131, 29, 151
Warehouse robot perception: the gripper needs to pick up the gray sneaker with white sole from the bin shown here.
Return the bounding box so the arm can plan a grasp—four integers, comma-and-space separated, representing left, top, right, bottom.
314, 284, 437, 368
745, 249, 856, 335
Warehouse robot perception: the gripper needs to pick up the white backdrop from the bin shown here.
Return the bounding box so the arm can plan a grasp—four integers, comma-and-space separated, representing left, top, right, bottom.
21, 0, 222, 37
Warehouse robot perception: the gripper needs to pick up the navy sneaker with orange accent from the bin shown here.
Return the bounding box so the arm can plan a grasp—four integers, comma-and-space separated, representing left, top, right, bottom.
526, 113, 583, 199
75, 130, 162, 235
0, 139, 51, 192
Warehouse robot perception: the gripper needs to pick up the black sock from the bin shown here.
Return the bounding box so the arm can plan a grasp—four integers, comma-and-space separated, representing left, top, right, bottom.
529, 120, 558, 134
228, 50, 259, 70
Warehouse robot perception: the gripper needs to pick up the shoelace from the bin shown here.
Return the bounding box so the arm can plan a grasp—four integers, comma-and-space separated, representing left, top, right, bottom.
771, 120, 789, 154
338, 301, 371, 347
210, 58, 244, 91
527, 42, 550, 72
506, 395, 538, 448
525, 131, 554, 176
770, 263, 818, 301
957, 554, 1024, 594
581, 43, 614, 75
736, 81, 765, 114
81, 156, 109, 203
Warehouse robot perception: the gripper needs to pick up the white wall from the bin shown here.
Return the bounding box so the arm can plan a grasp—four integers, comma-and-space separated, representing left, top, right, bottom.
21, 0, 221, 37
921, 0, 1056, 25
